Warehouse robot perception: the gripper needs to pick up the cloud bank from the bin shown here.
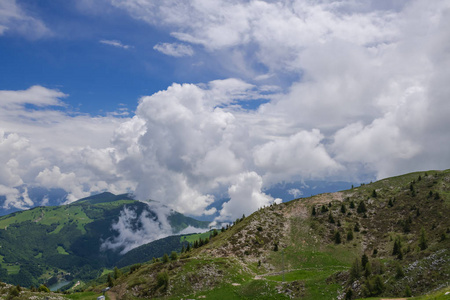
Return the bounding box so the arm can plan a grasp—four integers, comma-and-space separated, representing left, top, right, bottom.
1, 0, 450, 222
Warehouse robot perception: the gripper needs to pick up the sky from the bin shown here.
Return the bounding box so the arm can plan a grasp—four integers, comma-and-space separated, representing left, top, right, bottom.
0, 0, 449, 222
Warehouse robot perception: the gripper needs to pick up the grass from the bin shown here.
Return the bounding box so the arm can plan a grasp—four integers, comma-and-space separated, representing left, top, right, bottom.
65, 291, 104, 299
180, 230, 213, 244
5, 264, 20, 275
57, 246, 69, 255
0, 205, 93, 234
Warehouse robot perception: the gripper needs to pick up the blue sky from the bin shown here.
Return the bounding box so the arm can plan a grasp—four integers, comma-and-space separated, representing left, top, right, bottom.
1, 0, 449, 222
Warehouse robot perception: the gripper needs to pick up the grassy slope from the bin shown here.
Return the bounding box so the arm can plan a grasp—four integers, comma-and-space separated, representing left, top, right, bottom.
91, 169, 450, 299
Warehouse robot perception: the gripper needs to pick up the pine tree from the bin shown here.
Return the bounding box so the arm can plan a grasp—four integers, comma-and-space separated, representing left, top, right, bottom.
354, 222, 360, 232
334, 231, 341, 244
321, 205, 328, 213
405, 285, 412, 297
344, 288, 353, 300
312, 206, 316, 216
328, 213, 335, 224
388, 198, 393, 207
357, 201, 367, 213
419, 227, 428, 250
395, 263, 404, 279
350, 201, 355, 209
162, 253, 169, 263
350, 258, 361, 281
113, 267, 122, 279
107, 274, 114, 287
340, 204, 346, 214
347, 230, 354, 241
364, 261, 372, 277
371, 189, 377, 198
392, 238, 402, 256
361, 254, 369, 269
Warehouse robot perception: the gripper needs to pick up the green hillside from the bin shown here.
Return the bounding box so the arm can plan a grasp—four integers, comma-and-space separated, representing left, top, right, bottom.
85, 170, 450, 299
0, 193, 209, 288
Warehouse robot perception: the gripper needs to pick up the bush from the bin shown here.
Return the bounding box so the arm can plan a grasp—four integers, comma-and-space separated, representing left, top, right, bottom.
170, 251, 178, 261
162, 253, 169, 263
156, 270, 169, 290
38, 284, 50, 293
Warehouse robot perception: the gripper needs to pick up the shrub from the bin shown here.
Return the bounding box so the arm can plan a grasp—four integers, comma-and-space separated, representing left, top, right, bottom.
156, 270, 170, 290
38, 284, 50, 293
170, 251, 178, 261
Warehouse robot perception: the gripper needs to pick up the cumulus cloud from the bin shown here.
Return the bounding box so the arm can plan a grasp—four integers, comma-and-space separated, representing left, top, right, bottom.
0, 86, 133, 208
153, 42, 194, 57
215, 172, 281, 222
2, 0, 450, 224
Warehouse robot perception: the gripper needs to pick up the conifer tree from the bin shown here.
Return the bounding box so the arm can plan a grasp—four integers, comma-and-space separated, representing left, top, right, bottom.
357, 201, 367, 213
107, 274, 114, 287
419, 227, 428, 250
347, 230, 354, 241
328, 213, 335, 224
312, 206, 316, 216
334, 231, 341, 244
371, 189, 377, 198
361, 254, 369, 269
350, 258, 361, 281
340, 204, 346, 214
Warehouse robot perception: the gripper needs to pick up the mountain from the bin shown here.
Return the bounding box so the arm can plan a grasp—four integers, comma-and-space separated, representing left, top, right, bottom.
0, 186, 69, 216
0, 192, 209, 288
88, 170, 450, 299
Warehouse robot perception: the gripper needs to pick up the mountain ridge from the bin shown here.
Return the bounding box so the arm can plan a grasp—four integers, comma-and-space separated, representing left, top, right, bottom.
88, 169, 450, 299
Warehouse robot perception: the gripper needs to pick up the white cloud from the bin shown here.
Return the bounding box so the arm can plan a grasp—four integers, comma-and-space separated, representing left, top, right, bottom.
0, 0, 50, 38
2, 0, 450, 223
215, 172, 281, 222
100, 204, 173, 254
100, 39, 132, 49
254, 129, 342, 184
288, 188, 303, 198
153, 42, 194, 57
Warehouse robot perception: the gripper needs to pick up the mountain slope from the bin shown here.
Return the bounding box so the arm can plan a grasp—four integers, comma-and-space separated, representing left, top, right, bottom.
0, 193, 209, 287
97, 170, 450, 299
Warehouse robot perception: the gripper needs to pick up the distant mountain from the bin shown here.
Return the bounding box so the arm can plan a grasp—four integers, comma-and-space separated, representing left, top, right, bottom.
0, 186, 69, 216
101, 169, 450, 300
0, 192, 209, 287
